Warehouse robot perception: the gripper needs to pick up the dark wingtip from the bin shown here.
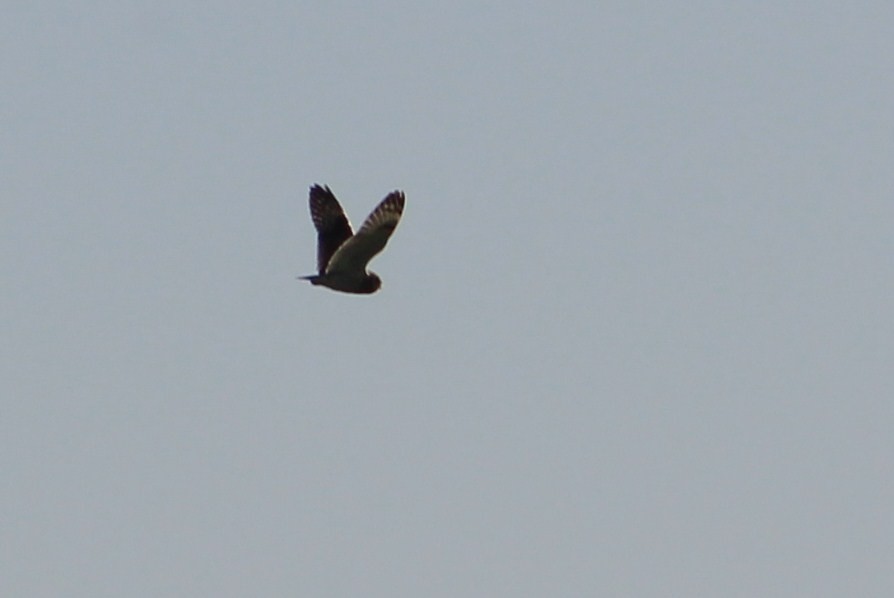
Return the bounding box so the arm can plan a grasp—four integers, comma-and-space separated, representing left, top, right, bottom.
385, 189, 406, 209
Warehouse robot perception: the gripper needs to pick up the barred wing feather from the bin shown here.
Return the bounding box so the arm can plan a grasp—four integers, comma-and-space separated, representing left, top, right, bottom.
325, 191, 405, 274
308, 185, 353, 274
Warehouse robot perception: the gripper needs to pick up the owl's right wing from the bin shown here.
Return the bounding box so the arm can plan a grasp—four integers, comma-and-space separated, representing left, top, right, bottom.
325, 190, 405, 274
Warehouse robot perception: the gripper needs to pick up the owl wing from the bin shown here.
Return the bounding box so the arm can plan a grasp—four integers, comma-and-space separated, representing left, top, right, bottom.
308, 185, 353, 274
324, 190, 405, 274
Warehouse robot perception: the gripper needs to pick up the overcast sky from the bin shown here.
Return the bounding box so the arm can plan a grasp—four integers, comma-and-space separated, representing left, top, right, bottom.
3, 2, 893, 596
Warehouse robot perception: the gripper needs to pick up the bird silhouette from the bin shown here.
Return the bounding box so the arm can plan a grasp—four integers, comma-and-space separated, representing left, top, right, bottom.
299, 185, 405, 294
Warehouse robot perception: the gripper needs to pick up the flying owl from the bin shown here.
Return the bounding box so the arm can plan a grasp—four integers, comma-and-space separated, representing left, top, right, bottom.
299, 184, 405, 294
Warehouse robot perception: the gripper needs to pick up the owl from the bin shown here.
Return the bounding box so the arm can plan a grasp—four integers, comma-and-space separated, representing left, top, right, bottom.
299, 185, 405, 294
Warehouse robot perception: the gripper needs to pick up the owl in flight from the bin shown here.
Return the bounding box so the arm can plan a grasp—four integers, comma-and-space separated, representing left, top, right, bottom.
299, 184, 405, 294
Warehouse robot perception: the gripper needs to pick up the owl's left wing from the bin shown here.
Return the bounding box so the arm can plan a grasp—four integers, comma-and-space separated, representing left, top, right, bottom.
324, 190, 405, 274
308, 185, 353, 274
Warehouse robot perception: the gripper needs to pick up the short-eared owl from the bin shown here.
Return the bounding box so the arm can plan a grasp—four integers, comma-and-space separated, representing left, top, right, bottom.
299, 185, 405, 294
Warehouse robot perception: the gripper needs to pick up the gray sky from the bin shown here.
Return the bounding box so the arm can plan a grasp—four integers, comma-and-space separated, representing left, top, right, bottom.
3, 2, 893, 596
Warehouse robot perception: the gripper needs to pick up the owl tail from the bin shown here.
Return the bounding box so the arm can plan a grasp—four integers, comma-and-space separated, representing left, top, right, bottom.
298, 274, 323, 285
